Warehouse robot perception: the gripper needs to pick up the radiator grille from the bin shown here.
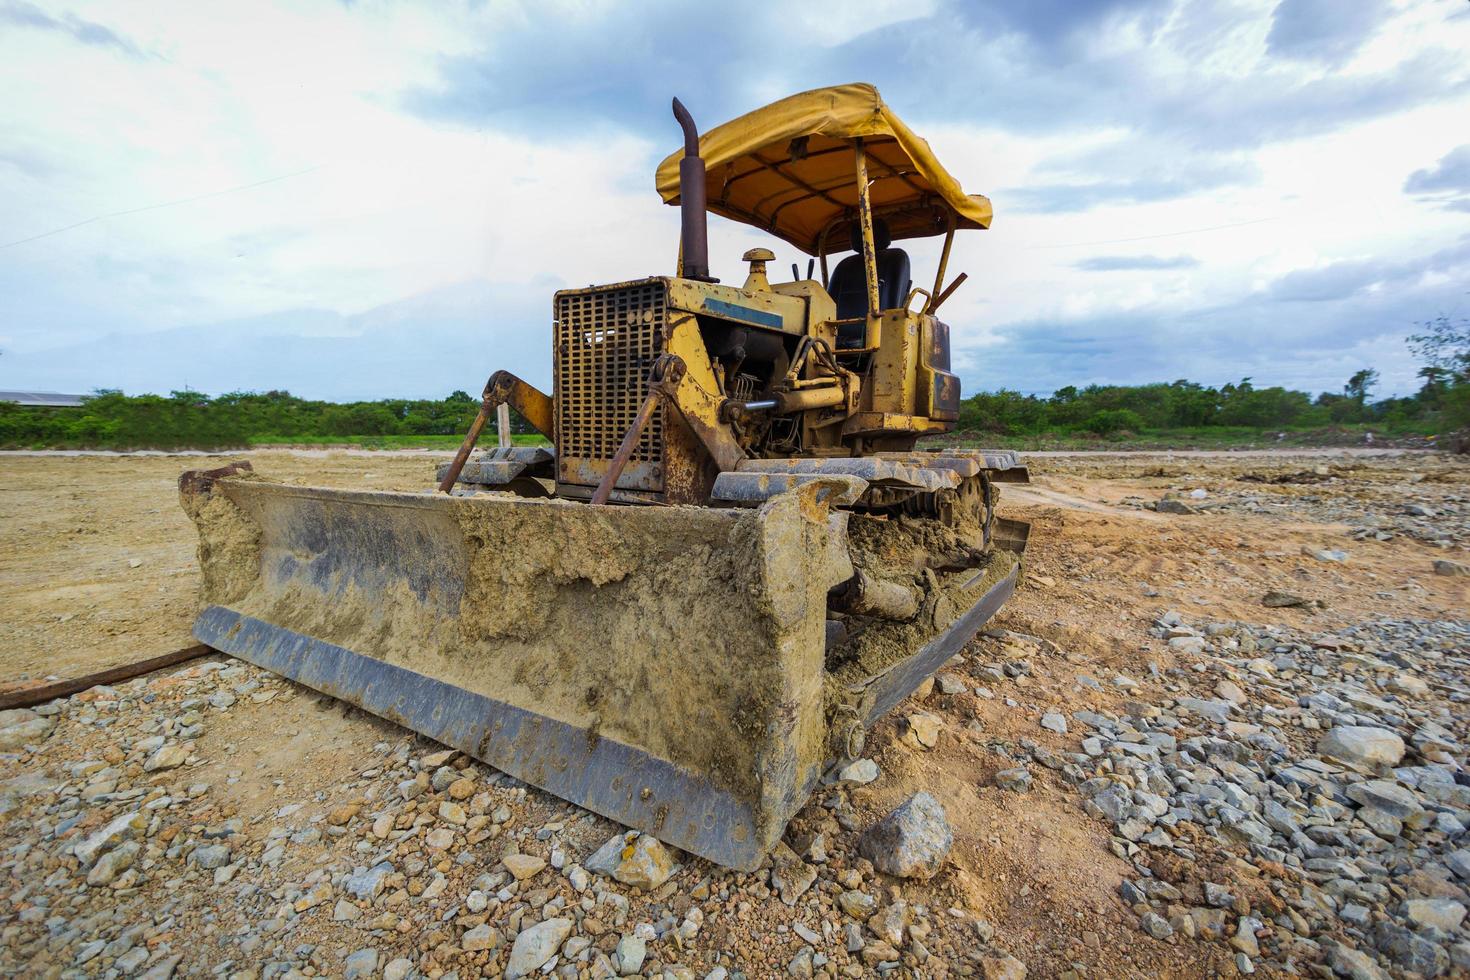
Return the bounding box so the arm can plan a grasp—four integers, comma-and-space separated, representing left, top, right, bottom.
554, 281, 666, 487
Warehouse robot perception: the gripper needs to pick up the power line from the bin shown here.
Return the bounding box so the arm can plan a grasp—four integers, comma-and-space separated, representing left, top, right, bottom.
0, 165, 321, 251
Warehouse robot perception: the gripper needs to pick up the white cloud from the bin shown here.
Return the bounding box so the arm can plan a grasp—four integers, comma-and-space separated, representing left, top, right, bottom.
1, 0, 1468, 401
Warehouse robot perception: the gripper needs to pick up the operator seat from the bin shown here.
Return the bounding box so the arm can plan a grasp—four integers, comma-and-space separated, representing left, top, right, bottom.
829, 218, 912, 347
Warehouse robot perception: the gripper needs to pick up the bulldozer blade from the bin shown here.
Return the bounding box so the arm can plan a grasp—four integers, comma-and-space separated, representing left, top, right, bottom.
179, 467, 1023, 870
181, 469, 861, 870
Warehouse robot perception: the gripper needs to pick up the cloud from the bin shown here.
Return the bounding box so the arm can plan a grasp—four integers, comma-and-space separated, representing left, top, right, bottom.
4, 0, 1470, 408
1404, 143, 1470, 212
0, 1, 145, 57
1266, 238, 1470, 302
1074, 254, 1199, 271
1266, 0, 1391, 64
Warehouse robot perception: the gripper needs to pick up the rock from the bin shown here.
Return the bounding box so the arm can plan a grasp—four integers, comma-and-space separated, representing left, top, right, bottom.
977, 951, 1027, 979
425, 828, 454, 850
769, 841, 817, 906
1387, 673, 1430, 698
383, 958, 414, 980
0, 715, 54, 750
421, 748, 456, 767
1215, 680, 1247, 704
1230, 916, 1261, 957
837, 890, 877, 918
1403, 898, 1465, 932
994, 767, 1032, 792
584, 832, 676, 890
143, 743, 190, 771
1156, 499, 1197, 515
0, 707, 38, 728
901, 711, 942, 749
1039, 712, 1067, 734
462, 923, 498, 952
1306, 548, 1348, 562
344, 949, 378, 979
333, 899, 362, 922
1262, 591, 1309, 608
837, 759, 879, 785
502, 853, 546, 881
936, 673, 967, 695
87, 841, 139, 886
1432, 559, 1468, 577
191, 844, 230, 869
1140, 912, 1173, 940
345, 861, 394, 900
1326, 942, 1389, 980
1345, 780, 1423, 819
615, 933, 647, 975
1374, 922, 1448, 977
858, 791, 952, 879
1176, 697, 1232, 723
1446, 849, 1470, 882
74, 810, 145, 865
1318, 726, 1405, 770
437, 801, 467, 824
867, 901, 911, 945
447, 777, 475, 800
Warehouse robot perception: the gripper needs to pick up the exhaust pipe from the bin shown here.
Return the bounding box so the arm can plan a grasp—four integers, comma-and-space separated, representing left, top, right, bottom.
671, 98, 712, 282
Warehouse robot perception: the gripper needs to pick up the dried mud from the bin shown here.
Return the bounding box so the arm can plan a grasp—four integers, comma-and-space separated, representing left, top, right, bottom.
186, 479, 852, 839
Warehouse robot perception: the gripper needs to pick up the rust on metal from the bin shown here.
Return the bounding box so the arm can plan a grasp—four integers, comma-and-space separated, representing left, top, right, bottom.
178, 459, 253, 496
929, 271, 969, 313
438, 397, 493, 494
589, 354, 683, 505
483, 370, 554, 439
0, 644, 216, 711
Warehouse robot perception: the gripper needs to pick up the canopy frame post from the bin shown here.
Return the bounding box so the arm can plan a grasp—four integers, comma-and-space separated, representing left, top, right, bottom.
925, 211, 957, 315
853, 139, 881, 345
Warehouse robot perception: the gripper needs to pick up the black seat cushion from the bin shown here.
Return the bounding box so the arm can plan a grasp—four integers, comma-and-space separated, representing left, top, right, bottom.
830, 219, 912, 342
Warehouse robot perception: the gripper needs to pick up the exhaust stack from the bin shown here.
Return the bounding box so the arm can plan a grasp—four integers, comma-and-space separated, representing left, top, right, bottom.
671, 98, 712, 282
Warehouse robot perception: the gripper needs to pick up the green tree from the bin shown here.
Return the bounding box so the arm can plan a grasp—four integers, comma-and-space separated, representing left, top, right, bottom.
1343, 369, 1379, 406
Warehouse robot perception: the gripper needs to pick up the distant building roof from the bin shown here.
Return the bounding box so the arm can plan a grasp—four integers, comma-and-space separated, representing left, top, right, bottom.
0, 390, 86, 407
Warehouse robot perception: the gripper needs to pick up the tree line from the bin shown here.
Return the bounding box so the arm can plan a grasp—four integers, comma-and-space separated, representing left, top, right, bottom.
0, 389, 532, 450
960, 316, 1469, 440
3, 316, 1465, 449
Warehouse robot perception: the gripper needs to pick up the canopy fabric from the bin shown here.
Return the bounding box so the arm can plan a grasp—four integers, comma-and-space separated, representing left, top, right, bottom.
655, 83, 991, 256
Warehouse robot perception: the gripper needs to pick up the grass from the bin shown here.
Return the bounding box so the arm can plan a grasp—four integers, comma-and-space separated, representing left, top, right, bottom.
940, 422, 1443, 452
247, 433, 551, 450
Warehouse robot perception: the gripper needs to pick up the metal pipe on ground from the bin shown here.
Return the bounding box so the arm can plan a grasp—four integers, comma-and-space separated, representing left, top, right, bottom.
0, 644, 216, 711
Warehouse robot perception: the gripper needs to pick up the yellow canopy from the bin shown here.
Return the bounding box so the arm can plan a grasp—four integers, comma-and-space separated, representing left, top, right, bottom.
655, 83, 991, 256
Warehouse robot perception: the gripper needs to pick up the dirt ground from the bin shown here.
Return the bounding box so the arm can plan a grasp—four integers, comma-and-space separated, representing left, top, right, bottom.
0, 447, 1466, 978
2, 448, 1462, 683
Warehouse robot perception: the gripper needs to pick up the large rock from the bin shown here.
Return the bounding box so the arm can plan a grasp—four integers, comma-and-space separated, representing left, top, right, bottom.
0, 714, 55, 750
1318, 726, 1405, 771
143, 743, 190, 772
584, 832, 676, 890
505, 918, 571, 979
74, 810, 146, 866
1403, 898, 1466, 932
87, 841, 139, 886
1345, 780, 1423, 819
1326, 941, 1389, 980
859, 791, 952, 879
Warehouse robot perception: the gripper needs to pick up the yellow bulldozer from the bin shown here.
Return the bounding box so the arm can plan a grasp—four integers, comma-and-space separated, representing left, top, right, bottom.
180, 83, 1029, 870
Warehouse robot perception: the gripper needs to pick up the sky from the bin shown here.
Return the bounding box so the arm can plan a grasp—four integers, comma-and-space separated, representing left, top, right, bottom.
1, 0, 1468, 401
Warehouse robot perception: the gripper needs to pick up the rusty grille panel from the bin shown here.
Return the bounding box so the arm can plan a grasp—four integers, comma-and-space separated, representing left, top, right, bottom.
554, 281, 666, 490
